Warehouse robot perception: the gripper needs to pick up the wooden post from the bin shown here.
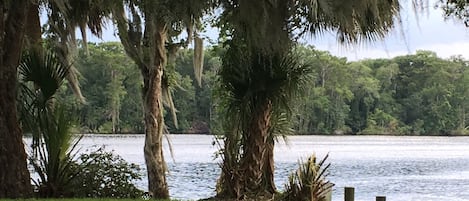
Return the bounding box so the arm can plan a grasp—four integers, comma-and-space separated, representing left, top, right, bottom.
376, 196, 386, 201
344, 187, 354, 201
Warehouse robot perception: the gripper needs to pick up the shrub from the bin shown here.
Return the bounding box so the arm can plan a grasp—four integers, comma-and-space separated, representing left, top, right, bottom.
70, 147, 144, 198
281, 153, 334, 201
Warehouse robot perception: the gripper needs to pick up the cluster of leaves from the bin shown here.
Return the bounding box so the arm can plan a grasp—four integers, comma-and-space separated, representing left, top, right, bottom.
69, 42, 220, 134
65, 42, 143, 134
70, 147, 144, 198
19, 49, 144, 198
292, 48, 469, 135
281, 154, 333, 201
437, 0, 469, 26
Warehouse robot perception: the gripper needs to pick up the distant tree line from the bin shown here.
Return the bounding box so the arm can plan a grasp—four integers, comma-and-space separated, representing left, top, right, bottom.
67, 42, 469, 136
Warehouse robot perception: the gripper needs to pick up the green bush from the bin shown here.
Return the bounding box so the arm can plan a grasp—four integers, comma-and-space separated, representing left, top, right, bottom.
281, 153, 334, 201
70, 147, 144, 198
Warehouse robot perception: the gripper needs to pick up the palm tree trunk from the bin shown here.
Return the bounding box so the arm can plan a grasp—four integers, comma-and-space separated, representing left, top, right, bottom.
240, 101, 276, 197
263, 137, 276, 193
142, 21, 169, 199
217, 133, 242, 198
0, 0, 33, 198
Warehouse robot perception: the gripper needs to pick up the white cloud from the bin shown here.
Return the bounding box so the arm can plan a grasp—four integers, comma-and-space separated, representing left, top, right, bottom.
311, 41, 469, 61
415, 41, 469, 59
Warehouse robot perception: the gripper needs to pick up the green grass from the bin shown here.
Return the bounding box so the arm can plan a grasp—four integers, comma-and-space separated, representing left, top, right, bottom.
0, 199, 178, 201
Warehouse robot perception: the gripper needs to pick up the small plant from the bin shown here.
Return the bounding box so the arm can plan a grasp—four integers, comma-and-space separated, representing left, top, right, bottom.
28, 104, 82, 197
282, 153, 334, 201
18, 51, 82, 197
70, 147, 144, 198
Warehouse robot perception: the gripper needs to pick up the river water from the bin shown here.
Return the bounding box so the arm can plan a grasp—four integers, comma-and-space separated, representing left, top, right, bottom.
70, 134, 469, 201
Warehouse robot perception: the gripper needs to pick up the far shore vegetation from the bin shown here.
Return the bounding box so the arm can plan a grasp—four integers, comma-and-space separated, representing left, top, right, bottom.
72, 43, 469, 136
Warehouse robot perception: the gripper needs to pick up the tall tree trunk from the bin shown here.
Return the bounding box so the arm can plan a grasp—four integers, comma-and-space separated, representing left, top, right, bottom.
142, 21, 169, 199
240, 101, 275, 198
112, 4, 170, 198
110, 70, 119, 134
25, 2, 42, 55
0, 0, 32, 198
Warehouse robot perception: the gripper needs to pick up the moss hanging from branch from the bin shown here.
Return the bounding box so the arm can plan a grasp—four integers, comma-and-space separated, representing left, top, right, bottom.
193, 36, 204, 87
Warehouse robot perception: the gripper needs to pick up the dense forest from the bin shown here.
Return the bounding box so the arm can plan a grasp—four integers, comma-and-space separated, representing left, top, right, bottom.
65, 42, 469, 136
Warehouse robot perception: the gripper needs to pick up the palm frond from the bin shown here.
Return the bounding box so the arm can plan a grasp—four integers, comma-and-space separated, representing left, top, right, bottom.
44, 0, 115, 103
283, 153, 334, 201
28, 103, 82, 197
219, 42, 313, 137
220, 0, 401, 53
19, 51, 69, 105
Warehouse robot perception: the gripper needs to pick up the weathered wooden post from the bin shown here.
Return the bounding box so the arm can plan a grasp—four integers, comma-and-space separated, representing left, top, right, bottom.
376, 196, 386, 201
344, 187, 354, 201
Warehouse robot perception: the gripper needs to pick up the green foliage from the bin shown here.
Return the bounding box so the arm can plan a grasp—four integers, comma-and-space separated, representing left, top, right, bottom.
281, 154, 334, 201
18, 50, 141, 198
70, 147, 144, 198
437, 0, 469, 26
28, 104, 81, 198
72, 42, 220, 134
360, 109, 399, 135
290, 47, 469, 135
292, 46, 352, 134
74, 42, 143, 133
165, 47, 222, 134
18, 51, 81, 197
57, 42, 469, 135
218, 41, 312, 136
218, 0, 400, 55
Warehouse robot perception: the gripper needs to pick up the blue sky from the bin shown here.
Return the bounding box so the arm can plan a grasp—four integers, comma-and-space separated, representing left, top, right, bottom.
86, 1, 469, 61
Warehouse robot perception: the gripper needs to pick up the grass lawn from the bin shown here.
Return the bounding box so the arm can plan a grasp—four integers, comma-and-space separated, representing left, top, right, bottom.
0, 199, 178, 201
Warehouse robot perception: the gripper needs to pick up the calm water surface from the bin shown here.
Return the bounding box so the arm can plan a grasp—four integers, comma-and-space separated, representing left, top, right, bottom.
73, 134, 469, 201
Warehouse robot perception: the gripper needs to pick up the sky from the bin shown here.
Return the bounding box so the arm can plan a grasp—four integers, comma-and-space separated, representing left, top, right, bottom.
308, 1, 469, 61
85, 1, 469, 61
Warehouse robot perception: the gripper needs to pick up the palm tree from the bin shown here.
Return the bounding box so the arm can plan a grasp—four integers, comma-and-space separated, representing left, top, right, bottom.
111, 0, 214, 198
19, 51, 80, 197
216, 0, 401, 199
216, 39, 313, 199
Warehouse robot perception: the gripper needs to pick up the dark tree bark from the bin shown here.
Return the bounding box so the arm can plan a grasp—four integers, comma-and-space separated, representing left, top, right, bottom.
25, 2, 42, 54
0, 0, 33, 198
239, 101, 276, 198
